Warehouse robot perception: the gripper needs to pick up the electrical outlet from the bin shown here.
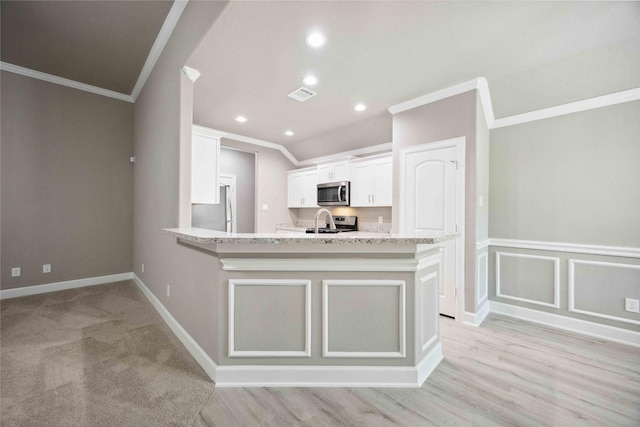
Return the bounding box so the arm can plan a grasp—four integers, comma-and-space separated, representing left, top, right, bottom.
262, 204, 269, 211
378, 216, 384, 224
142, 263, 145, 273
43, 264, 52, 273
625, 298, 639, 313
11, 267, 21, 277
167, 284, 170, 298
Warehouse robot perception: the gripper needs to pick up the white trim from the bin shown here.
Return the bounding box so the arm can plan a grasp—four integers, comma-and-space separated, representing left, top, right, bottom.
463, 300, 490, 327
297, 143, 393, 167
416, 252, 442, 272
489, 238, 640, 259
220, 258, 422, 272
192, 124, 226, 140
0, 61, 133, 102
132, 274, 217, 380
492, 88, 640, 129
490, 300, 640, 348
181, 66, 201, 83
476, 239, 490, 250
214, 343, 442, 388
130, 0, 189, 100
495, 252, 560, 308
477, 251, 488, 305
323, 280, 406, 358
228, 279, 312, 357
568, 259, 640, 326
398, 136, 466, 323
476, 77, 495, 128
0, 272, 134, 300
205, 127, 300, 166
489, 238, 640, 258
388, 78, 482, 115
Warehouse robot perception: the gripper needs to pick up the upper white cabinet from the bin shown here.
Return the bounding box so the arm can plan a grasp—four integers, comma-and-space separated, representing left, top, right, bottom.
350, 155, 393, 207
191, 125, 223, 204
317, 161, 350, 183
288, 168, 318, 208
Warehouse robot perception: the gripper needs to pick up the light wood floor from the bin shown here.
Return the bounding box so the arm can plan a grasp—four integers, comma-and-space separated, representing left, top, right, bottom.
196, 314, 640, 426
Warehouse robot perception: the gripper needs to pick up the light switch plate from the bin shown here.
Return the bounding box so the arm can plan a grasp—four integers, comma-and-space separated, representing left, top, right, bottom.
12, 267, 21, 277
43, 264, 52, 273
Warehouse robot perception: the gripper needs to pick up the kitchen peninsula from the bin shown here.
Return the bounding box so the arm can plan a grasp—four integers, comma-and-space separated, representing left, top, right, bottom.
165, 227, 456, 387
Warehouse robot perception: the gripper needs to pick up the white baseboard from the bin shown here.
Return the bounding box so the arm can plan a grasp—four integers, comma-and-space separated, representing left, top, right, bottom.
490, 301, 640, 348
0, 272, 134, 300
132, 274, 218, 381
215, 343, 443, 388
463, 300, 491, 327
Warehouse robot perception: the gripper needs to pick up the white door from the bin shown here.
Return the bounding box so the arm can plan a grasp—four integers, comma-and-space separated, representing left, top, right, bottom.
402, 144, 459, 317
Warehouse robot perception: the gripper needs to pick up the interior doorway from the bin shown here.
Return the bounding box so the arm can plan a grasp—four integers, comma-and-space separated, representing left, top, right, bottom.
399, 137, 466, 320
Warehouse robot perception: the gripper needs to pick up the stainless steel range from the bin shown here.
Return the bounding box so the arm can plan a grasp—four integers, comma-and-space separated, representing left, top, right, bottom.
306, 216, 357, 234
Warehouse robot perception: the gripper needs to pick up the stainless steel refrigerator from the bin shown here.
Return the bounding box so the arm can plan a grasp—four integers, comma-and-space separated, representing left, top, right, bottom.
191, 185, 233, 232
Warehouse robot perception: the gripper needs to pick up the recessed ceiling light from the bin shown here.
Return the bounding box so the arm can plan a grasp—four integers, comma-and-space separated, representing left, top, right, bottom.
302, 75, 318, 86
235, 116, 247, 123
285, 130, 294, 136
305, 32, 326, 48
354, 103, 367, 111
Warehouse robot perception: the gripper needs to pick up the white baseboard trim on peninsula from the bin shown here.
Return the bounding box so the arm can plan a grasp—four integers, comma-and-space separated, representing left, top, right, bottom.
132, 274, 218, 381
216, 343, 443, 388
490, 301, 640, 348
463, 300, 491, 327
0, 272, 134, 300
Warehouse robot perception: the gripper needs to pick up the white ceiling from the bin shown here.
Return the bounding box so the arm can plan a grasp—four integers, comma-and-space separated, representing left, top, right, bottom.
188, 1, 639, 148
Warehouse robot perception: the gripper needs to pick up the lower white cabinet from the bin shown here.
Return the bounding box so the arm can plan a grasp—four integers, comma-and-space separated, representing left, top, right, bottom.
288, 168, 318, 208
350, 155, 392, 207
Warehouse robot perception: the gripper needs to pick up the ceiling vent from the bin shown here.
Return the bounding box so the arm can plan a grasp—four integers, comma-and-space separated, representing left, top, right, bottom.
287, 87, 316, 102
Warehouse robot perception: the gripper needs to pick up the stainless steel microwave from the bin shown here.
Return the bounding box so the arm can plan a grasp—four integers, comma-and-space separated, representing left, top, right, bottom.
317, 181, 350, 206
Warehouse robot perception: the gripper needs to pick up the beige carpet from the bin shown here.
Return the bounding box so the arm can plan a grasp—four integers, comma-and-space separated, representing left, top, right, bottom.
0, 280, 214, 427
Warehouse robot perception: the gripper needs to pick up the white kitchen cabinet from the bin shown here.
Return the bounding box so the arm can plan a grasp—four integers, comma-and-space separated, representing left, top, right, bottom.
288, 168, 318, 208
350, 155, 392, 207
191, 125, 223, 204
317, 161, 350, 183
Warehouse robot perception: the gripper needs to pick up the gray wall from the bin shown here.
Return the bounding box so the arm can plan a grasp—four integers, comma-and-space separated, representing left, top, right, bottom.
219, 147, 255, 233
489, 101, 640, 331
287, 112, 392, 161
133, 1, 229, 361
391, 90, 480, 313
1, 71, 133, 289
490, 101, 640, 246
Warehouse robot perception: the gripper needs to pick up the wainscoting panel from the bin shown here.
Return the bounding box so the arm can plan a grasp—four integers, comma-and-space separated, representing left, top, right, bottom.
569, 259, 640, 325
496, 252, 559, 308
323, 280, 406, 358
229, 279, 311, 357
418, 272, 439, 354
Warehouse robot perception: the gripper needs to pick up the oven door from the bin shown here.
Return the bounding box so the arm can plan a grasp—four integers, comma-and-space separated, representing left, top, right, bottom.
317, 181, 350, 206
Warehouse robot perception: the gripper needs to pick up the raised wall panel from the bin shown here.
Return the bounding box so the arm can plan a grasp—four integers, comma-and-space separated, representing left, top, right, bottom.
229, 279, 311, 357
569, 259, 640, 325
418, 272, 439, 354
323, 280, 406, 358
496, 252, 559, 308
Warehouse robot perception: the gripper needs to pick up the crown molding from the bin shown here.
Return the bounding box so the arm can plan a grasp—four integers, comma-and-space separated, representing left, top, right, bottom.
491, 87, 640, 129
0, 61, 134, 102
210, 128, 300, 166
388, 78, 484, 116
297, 143, 392, 167
1, 1, 188, 104
131, 0, 189, 101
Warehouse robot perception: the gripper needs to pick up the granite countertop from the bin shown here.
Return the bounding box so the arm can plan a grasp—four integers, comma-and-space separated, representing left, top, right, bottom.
164, 227, 456, 245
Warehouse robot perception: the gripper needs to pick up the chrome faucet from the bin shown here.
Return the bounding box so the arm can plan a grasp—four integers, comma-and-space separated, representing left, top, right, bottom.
314, 208, 336, 234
